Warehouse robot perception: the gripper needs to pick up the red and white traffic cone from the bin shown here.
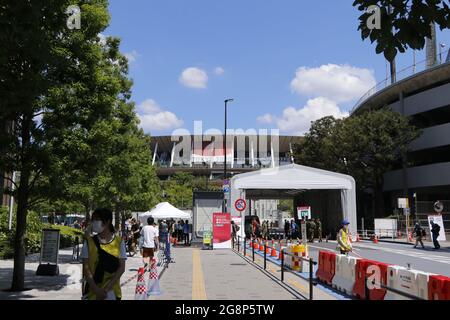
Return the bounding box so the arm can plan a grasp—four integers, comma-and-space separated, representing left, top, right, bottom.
134, 267, 147, 300
147, 258, 162, 296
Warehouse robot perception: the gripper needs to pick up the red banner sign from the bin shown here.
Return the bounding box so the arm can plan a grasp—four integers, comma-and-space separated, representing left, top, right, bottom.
213, 213, 231, 249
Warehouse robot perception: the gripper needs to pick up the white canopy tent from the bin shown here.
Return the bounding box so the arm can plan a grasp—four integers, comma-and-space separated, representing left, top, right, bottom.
230, 164, 357, 236
138, 202, 191, 224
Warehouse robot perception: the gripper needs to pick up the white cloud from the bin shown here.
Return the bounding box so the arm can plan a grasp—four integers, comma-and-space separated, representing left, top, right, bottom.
256, 114, 274, 124
214, 67, 225, 75
258, 97, 348, 135
124, 50, 140, 63
136, 99, 183, 132
179, 67, 208, 89
290, 64, 376, 103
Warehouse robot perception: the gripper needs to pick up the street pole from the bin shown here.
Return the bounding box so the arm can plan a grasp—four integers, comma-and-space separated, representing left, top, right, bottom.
223, 98, 234, 213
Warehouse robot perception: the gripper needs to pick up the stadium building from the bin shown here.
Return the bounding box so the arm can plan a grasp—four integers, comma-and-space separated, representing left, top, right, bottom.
352, 34, 450, 230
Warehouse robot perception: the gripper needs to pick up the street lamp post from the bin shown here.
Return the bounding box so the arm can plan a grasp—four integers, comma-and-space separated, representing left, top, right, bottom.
223, 98, 234, 213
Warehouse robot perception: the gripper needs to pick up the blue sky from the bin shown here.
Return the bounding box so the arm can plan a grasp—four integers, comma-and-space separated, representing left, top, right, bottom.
105, 0, 450, 136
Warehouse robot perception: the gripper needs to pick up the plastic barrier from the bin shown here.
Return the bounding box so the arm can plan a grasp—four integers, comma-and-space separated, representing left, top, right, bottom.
316, 251, 336, 285
353, 260, 390, 300
385, 266, 433, 300
428, 275, 450, 300
332, 255, 359, 295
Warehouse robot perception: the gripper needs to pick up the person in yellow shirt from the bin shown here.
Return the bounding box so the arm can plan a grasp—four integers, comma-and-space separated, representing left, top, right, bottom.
337, 220, 353, 255
81, 208, 127, 300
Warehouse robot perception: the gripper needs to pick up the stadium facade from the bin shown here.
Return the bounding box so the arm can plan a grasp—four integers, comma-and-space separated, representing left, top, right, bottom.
352, 45, 450, 227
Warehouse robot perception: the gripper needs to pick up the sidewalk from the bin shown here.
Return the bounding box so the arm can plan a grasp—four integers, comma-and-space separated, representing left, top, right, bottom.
151, 245, 298, 300
0, 246, 162, 300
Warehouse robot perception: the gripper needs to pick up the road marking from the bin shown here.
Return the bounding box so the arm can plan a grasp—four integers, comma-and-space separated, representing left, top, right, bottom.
192, 250, 207, 300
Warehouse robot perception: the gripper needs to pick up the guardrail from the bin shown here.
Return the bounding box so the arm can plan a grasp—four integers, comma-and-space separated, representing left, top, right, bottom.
351, 48, 450, 114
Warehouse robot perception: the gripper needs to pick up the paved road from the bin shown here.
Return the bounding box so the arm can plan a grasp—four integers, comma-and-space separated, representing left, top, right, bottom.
305, 240, 450, 277
152, 245, 298, 300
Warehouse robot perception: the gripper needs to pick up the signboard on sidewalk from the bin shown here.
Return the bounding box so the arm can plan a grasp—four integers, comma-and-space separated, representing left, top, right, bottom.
203, 230, 212, 250
213, 212, 231, 249
297, 206, 311, 219
36, 228, 60, 276
427, 215, 447, 241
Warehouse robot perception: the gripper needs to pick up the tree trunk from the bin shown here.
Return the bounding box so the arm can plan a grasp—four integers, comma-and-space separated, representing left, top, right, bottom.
374, 177, 385, 218
114, 205, 120, 231
10, 115, 32, 292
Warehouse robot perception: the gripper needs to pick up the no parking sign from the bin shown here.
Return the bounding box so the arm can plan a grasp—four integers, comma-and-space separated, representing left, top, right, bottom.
234, 199, 247, 212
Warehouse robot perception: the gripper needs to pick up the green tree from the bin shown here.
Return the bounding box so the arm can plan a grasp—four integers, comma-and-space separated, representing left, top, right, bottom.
293, 110, 421, 218
353, 0, 450, 62
0, 0, 112, 291
163, 172, 195, 209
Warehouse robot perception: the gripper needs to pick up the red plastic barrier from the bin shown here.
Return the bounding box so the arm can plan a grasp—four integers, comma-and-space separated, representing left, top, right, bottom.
316, 251, 336, 285
428, 275, 450, 300
353, 260, 390, 300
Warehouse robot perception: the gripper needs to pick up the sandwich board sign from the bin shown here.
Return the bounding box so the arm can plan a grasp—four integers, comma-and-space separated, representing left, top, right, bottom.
36, 228, 60, 276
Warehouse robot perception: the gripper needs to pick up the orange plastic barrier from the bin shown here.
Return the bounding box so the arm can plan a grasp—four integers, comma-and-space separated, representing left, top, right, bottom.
428, 275, 450, 300
353, 259, 390, 300
316, 251, 336, 285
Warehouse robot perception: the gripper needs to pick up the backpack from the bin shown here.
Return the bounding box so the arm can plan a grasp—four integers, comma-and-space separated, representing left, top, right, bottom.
421, 228, 426, 237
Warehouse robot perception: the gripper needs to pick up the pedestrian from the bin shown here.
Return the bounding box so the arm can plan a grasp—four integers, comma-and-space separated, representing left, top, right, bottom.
430, 221, 441, 250
251, 218, 257, 238
284, 219, 290, 240
337, 220, 352, 255
413, 222, 426, 249
81, 208, 127, 300
309, 219, 316, 243
262, 220, 268, 240
290, 219, 297, 240
141, 217, 159, 266
160, 219, 168, 248
130, 218, 140, 254
315, 218, 323, 242
178, 220, 184, 242
231, 220, 239, 247
183, 219, 190, 245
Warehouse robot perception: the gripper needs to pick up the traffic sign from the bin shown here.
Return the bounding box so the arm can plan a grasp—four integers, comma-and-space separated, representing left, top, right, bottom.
234, 199, 247, 212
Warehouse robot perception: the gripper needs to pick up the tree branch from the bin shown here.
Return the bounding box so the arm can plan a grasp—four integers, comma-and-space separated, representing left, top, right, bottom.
1, 174, 19, 190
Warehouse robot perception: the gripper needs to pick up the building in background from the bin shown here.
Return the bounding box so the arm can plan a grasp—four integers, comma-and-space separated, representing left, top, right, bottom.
352, 34, 450, 232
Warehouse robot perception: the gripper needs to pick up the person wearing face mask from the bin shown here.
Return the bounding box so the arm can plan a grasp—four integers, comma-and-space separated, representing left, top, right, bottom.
81, 208, 127, 300
337, 220, 352, 255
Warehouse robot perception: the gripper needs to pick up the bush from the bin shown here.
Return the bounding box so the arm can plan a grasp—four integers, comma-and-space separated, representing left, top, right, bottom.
0, 207, 83, 259
44, 224, 84, 248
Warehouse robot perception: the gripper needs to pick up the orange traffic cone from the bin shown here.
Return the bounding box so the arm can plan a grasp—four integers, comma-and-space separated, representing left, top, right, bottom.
277, 247, 285, 260
408, 232, 413, 242
259, 241, 264, 252
373, 235, 379, 244
356, 234, 361, 242
266, 242, 271, 254
270, 244, 277, 257
134, 267, 147, 300
253, 240, 258, 250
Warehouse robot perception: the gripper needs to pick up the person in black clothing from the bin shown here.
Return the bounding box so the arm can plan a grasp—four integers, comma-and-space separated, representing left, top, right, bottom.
430, 221, 441, 250
413, 222, 425, 249
284, 219, 290, 240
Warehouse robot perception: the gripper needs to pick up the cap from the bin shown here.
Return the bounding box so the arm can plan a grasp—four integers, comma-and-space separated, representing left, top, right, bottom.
342, 219, 350, 225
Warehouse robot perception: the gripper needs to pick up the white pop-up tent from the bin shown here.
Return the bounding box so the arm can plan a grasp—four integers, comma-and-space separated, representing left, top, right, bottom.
230, 164, 357, 236
138, 202, 191, 224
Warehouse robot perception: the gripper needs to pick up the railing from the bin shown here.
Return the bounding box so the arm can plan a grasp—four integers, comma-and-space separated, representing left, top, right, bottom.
351, 48, 450, 114
234, 236, 317, 300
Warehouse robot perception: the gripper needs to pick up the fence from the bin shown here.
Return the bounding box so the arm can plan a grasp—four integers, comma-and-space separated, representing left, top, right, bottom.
234, 235, 317, 300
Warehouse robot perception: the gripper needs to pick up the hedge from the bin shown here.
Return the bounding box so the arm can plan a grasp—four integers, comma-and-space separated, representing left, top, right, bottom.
0, 206, 84, 259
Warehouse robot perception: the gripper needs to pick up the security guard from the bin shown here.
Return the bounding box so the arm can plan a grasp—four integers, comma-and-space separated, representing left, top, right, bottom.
337, 220, 352, 255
